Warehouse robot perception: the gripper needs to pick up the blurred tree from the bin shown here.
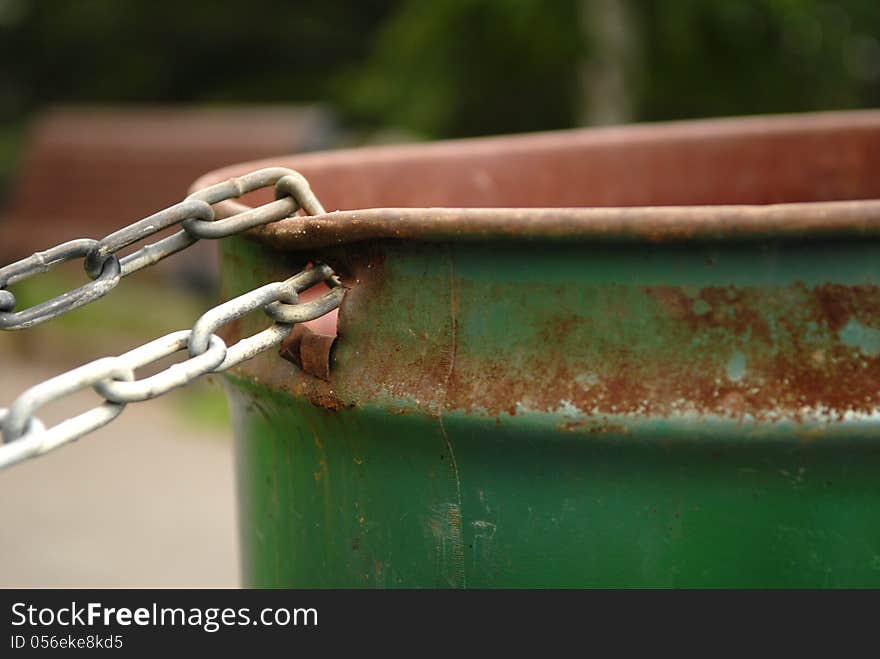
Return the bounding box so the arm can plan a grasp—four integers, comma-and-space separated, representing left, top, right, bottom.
633, 0, 880, 121
0, 0, 877, 153
338, 0, 879, 135
332, 0, 583, 137
0, 0, 396, 117
579, 0, 638, 125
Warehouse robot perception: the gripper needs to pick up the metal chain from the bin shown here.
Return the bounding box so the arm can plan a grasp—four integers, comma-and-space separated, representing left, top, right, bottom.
0, 167, 324, 330
0, 168, 345, 470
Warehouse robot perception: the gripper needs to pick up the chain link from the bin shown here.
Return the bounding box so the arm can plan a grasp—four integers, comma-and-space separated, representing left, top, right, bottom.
0, 239, 122, 330
0, 167, 324, 330
0, 168, 345, 470
92, 332, 228, 404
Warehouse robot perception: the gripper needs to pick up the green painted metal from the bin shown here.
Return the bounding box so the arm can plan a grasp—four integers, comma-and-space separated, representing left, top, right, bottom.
220, 232, 880, 588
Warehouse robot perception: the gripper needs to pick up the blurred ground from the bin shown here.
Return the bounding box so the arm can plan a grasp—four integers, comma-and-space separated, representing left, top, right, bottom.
0, 354, 238, 587
0, 278, 239, 587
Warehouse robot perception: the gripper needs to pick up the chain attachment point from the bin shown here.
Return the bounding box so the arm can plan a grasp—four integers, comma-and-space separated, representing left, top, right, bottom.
0, 167, 345, 470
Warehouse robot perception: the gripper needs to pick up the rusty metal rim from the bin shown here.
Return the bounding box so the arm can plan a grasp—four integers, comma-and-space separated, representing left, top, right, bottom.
191, 111, 880, 246
212, 202, 880, 249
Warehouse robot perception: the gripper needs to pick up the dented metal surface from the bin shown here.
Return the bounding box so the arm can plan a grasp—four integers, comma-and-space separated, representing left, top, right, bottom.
208, 112, 880, 587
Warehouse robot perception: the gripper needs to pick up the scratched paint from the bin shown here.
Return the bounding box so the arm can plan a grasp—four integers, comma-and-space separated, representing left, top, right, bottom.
427, 502, 465, 587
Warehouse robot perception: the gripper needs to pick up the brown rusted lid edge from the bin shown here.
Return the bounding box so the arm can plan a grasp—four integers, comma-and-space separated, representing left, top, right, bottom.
190, 111, 880, 247
216, 200, 880, 248
194, 110, 880, 188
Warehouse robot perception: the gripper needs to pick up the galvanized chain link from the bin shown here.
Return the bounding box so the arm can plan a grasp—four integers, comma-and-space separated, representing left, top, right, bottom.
0, 167, 325, 330
0, 168, 344, 470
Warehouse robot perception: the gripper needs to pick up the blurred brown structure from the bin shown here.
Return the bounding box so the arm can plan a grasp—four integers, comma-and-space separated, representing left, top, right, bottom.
0, 105, 336, 286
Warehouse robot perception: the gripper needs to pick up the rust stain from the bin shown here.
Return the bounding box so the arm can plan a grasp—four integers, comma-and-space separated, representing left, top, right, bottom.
431, 282, 880, 422
644, 285, 773, 344
300, 331, 336, 381
302, 391, 351, 412
229, 244, 880, 426
811, 283, 880, 332
240, 202, 880, 250
814, 286, 851, 332
556, 420, 629, 434
280, 325, 336, 381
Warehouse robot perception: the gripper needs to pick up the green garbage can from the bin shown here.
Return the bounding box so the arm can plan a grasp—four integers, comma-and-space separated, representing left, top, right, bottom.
195, 111, 880, 587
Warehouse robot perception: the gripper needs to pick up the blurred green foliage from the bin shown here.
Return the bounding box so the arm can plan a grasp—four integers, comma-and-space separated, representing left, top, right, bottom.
0, 0, 877, 157
335, 0, 583, 137
636, 0, 880, 120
